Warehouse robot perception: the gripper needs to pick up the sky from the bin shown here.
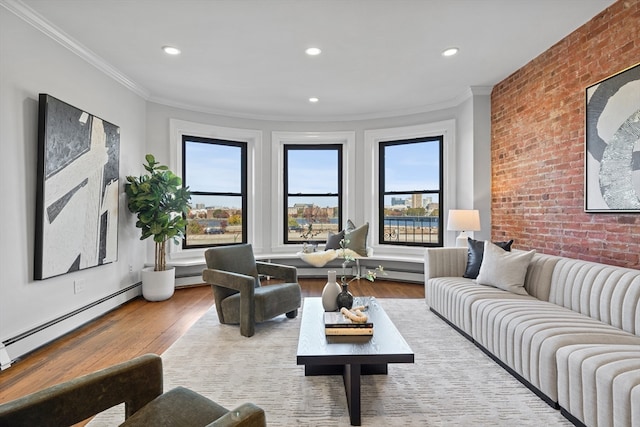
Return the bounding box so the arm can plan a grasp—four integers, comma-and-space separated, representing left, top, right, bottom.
185, 139, 440, 210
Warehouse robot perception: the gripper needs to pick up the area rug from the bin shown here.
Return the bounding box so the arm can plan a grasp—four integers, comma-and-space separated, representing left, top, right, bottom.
88, 298, 572, 426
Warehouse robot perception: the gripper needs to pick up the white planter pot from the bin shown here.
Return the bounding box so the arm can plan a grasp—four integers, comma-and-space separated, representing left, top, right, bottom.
141, 267, 175, 301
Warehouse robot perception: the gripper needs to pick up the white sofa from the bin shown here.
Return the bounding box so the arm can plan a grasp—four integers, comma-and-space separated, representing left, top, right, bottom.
424, 246, 640, 427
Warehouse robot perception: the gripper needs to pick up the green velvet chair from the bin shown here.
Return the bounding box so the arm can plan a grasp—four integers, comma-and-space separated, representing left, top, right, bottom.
203, 243, 302, 337
0, 354, 266, 427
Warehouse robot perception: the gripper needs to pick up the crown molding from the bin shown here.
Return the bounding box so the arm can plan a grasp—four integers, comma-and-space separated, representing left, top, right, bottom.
1, 0, 150, 100
148, 90, 487, 124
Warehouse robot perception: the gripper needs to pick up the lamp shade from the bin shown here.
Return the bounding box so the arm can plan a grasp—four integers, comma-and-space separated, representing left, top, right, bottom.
447, 209, 481, 231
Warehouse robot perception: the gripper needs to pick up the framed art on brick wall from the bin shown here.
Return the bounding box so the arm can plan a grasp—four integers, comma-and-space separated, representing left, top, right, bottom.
35, 94, 120, 280
585, 62, 640, 213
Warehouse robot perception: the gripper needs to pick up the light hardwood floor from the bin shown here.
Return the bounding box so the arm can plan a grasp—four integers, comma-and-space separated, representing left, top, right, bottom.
0, 278, 423, 407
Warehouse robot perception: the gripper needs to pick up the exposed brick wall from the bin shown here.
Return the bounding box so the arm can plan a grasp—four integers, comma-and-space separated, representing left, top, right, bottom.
491, 0, 640, 269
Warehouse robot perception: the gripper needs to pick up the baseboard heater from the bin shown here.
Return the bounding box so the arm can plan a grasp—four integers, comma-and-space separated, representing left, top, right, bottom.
1, 283, 141, 370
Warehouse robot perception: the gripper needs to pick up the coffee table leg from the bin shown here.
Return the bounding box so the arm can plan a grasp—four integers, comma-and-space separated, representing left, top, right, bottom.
343, 363, 361, 426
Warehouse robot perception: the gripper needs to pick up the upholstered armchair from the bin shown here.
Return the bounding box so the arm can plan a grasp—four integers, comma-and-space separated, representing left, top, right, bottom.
203, 244, 302, 337
0, 354, 266, 426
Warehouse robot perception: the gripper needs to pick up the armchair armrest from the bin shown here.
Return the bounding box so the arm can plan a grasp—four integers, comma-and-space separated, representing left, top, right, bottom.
256, 261, 297, 283
207, 402, 266, 427
202, 268, 257, 295
202, 268, 258, 337
0, 354, 163, 426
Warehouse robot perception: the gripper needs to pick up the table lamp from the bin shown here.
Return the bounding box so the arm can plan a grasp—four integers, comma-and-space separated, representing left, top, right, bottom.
447, 209, 481, 247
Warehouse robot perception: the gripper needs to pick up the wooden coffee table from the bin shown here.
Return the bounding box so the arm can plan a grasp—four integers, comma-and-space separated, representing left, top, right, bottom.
296, 297, 414, 426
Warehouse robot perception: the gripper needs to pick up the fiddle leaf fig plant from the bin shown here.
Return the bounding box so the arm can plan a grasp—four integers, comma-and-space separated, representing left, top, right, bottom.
125, 154, 192, 271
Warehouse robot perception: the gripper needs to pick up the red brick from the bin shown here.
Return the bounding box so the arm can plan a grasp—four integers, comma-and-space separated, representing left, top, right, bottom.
491, 0, 640, 269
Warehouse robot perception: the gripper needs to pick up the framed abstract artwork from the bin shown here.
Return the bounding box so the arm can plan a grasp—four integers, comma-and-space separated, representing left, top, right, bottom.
35, 94, 120, 280
585, 62, 640, 212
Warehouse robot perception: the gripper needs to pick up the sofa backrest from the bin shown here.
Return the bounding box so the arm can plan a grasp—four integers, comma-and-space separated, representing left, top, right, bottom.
424, 247, 468, 280
547, 257, 640, 336
522, 252, 561, 301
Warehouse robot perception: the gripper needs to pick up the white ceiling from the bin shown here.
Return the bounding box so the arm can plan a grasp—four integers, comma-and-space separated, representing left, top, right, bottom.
12, 0, 615, 121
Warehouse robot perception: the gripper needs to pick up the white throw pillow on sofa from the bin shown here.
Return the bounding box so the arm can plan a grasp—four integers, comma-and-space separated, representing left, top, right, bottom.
476, 241, 535, 295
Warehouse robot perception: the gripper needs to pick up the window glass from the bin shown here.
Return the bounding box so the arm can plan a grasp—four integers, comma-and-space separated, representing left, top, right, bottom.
284, 145, 341, 244
183, 136, 247, 248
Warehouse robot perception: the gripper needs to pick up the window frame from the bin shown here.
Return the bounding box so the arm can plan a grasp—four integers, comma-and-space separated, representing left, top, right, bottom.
271, 131, 355, 252
378, 136, 444, 247
169, 119, 261, 262
283, 144, 343, 244
181, 135, 248, 249
364, 120, 455, 253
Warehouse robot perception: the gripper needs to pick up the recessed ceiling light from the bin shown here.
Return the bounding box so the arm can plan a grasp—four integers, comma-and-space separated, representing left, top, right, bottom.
442, 47, 459, 57
309, 97, 319, 103
305, 47, 322, 56
162, 46, 181, 55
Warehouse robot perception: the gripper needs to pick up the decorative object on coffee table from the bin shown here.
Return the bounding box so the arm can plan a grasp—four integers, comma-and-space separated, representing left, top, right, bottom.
336, 282, 354, 310
324, 307, 373, 336
336, 238, 385, 311
321, 270, 341, 311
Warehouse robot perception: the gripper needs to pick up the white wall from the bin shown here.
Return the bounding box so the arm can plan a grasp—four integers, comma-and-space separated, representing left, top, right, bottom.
455, 88, 492, 241
471, 91, 492, 240
0, 8, 146, 362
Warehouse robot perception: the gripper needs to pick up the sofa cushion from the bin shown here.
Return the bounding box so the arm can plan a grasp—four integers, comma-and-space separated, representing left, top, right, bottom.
463, 238, 513, 279
476, 241, 535, 295
427, 277, 533, 336
470, 297, 640, 402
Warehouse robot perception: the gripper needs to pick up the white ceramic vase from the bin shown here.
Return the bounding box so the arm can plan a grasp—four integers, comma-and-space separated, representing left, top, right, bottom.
141, 267, 175, 301
321, 270, 341, 311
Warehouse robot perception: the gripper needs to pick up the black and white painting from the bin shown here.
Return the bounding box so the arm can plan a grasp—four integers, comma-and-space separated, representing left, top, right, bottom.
35, 94, 120, 280
585, 63, 640, 212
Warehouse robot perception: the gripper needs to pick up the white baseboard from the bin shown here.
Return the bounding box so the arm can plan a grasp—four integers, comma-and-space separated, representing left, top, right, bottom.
0, 344, 11, 370
2, 284, 141, 367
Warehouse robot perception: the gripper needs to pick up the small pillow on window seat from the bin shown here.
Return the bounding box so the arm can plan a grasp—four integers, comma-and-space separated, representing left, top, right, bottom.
344, 222, 369, 257
325, 220, 368, 255
325, 229, 345, 250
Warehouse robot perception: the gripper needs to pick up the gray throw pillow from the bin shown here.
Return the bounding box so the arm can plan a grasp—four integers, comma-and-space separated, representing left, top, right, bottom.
325, 229, 345, 250
476, 241, 535, 295
346, 219, 356, 231
345, 222, 369, 256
